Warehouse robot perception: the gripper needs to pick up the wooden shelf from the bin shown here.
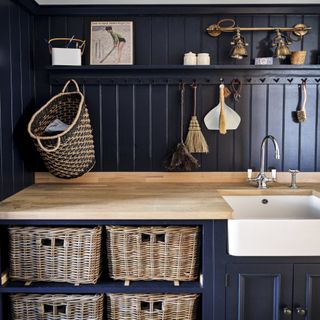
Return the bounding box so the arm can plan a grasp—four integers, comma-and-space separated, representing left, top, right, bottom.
47, 64, 320, 71
0, 280, 203, 294
47, 64, 320, 85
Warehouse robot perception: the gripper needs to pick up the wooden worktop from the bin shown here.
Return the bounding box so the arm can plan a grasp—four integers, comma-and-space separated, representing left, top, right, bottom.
1, 172, 319, 220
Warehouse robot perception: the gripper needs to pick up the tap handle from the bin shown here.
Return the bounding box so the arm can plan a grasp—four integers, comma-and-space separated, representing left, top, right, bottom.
247, 169, 253, 179
289, 169, 300, 175
271, 169, 277, 180
289, 169, 300, 189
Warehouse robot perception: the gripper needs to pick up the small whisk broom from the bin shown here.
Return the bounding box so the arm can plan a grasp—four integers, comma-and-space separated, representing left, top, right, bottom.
185, 84, 209, 153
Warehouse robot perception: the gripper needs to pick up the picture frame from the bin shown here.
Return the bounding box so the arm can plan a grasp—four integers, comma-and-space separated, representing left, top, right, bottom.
90, 21, 133, 65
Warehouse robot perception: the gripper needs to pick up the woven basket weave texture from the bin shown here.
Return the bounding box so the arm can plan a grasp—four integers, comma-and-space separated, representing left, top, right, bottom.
28, 79, 95, 179
11, 294, 104, 320
9, 226, 102, 285
106, 226, 199, 281
107, 293, 199, 320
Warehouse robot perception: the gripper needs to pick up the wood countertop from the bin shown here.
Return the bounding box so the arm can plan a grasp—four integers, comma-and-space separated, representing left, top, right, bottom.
1, 181, 320, 220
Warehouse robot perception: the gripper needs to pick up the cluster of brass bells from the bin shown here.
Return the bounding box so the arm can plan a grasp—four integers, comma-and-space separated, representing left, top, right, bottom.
230, 28, 293, 60
230, 29, 249, 60
272, 29, 292, 60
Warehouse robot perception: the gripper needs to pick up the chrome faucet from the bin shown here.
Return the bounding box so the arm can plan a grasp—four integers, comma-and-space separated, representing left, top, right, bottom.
248, 135, 281, 189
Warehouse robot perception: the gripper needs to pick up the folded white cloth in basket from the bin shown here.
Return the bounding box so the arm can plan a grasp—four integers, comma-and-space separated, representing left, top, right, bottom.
44, 119, 69, 135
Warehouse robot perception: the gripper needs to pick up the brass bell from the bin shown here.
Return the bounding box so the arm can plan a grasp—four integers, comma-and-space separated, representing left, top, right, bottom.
272, 29, 291, 60
230, 29, 248, 60
275, 40, 291, 59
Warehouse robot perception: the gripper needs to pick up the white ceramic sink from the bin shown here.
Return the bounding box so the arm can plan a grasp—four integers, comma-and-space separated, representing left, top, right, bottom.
224, 195, 320, 256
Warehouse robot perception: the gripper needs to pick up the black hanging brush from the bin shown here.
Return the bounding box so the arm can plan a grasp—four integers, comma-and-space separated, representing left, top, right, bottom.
165, 84, 200, 171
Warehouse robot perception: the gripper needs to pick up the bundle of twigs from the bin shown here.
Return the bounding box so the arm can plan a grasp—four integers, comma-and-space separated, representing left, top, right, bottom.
165, 84, 199, 171
185, 84, 209, 153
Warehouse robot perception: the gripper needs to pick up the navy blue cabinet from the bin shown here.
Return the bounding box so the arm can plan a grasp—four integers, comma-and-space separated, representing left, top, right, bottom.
293, 264, 320, 320
226, 264, 293, 320
225, 264, 320, 320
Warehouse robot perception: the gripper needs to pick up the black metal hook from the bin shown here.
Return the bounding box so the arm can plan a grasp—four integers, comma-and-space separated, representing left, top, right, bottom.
260, 78, 266, 83
273, 78, 280, 83
246, 78, 252, 83
315, 78, 320, 83
287, 78, 294, 84
301, 78, 307, 83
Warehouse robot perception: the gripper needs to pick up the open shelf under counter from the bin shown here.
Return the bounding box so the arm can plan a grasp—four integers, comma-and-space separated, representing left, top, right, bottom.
47, 64, 320, 85
0, 280, 203, 294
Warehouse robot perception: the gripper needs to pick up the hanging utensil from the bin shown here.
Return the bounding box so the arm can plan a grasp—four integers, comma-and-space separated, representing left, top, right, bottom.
219, 84, 227, 134
204, 83, 241, 133
165, 84, 200, 171
231, 78, 243, 102
296, 80, 307, 123
185, 84, 209, 153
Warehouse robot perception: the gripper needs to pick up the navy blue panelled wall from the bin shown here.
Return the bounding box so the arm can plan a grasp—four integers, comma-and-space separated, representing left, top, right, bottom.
33, 9, 320, 172
0, 0, 34, 200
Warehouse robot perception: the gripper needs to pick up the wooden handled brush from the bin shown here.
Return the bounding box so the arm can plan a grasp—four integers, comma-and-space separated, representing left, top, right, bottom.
185, 84, 209, 153
219, 84, 227, 134
297, 81, 307, 123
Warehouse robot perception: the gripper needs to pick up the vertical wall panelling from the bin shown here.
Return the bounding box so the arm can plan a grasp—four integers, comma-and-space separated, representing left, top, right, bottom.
151, 17, 168, 65
317, 85, 320, 171
168, 17, 185, 65
119, 85, 134, 171
0, 1, 14, 199
102, 85, 118, 171
234, 84, 251, 171
0, 0, 34, 200
267, 85, 284, 171
300, 84, 317, 171
283, 84, 300, 171
33, 9, 320, 172
151, 85, 168, 170
135, 84, 152, 170
201, 84, 218, 171
135, 17, 152, 65
250, 85, 268, 170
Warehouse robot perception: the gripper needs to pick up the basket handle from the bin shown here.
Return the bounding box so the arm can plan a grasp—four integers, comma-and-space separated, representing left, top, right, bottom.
40, 303, 68, 315
37, 137, 61, 153
62, 79, 81, 93
48, 37, 86, 54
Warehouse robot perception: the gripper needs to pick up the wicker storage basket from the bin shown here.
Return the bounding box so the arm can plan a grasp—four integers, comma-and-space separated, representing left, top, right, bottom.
106, 226, 199, 282
9, 226, 102, 285
28, 79, 95, 179
11, 294, 104, 320
107, 293, 199, 320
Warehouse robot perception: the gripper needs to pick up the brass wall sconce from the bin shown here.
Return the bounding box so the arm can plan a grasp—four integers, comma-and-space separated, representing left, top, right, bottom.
230, 29, 249, 60
207, 19, 311, 38
207, 19, 311, 60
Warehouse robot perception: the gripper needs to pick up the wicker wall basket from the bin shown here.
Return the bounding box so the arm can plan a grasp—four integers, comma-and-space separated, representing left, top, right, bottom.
28, 79, 95, 179
107, 293, 199, 320
9, 226, 102, 285
106, 226, 199, 282
11, 294, 104, 320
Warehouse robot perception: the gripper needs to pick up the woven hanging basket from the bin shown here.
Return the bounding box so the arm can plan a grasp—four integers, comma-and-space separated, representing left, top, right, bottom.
28, 79, 95, 179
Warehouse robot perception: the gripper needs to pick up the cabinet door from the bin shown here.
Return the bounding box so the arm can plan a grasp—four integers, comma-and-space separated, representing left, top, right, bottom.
226, 264, 293, 320
293, 264, 320, 320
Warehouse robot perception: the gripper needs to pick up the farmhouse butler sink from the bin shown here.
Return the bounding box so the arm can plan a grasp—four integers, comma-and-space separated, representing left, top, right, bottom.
224, 195, 320, 256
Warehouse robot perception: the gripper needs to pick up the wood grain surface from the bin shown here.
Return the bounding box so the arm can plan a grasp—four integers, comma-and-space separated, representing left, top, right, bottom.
1, 175, 320, 220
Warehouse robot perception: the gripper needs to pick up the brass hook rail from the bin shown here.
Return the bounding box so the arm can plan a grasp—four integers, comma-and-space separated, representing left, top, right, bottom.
207, 19, 311, 37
